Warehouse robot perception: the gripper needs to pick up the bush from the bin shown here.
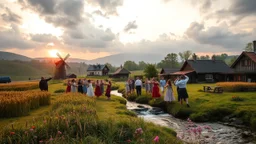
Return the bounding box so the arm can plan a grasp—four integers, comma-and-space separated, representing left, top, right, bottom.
0, 91, 51, 118
126, 93, 138, 101
149, 98, 165, 109
113, 97, 127, 105
216, 82, 256, 92
54, 89, 65, 93
0, 82, 38, 91
135, 96, 150, 104
111, 83, 120, 90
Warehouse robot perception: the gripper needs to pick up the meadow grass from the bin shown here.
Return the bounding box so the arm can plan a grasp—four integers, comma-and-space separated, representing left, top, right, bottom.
117, 82, 256, 131
0, 82, 180, 144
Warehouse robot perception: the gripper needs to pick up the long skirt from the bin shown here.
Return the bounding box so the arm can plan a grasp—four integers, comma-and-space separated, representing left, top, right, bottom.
78, 86, 83, 94
83, 86, 87, 94
177, 88, 189, 101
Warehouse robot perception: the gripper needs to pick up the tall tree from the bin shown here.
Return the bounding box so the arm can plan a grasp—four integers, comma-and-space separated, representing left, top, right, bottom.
245, 42, 253, 52
144, 64, 158, 78
157, 53, 180, 68
199, 55, 210, 60
124, 61, 139, 71
138, 61, 147, 70
179, 50, 192, 62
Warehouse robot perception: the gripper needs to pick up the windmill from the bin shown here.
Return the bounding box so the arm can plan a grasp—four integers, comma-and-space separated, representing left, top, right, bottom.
53, 53, 71, 79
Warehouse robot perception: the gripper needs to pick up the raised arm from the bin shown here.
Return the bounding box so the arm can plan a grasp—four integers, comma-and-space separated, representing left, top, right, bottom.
184, 75, 189, 83
46, 78, 52, 81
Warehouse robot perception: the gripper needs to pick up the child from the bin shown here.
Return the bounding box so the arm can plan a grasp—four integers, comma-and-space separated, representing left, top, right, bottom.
164, 79, 175, 103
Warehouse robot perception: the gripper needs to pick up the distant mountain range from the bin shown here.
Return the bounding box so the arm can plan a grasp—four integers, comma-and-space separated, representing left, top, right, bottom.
0, 51, 165, 66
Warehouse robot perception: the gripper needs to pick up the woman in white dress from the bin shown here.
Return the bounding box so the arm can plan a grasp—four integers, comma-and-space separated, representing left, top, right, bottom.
86, 80, 94, 97
71, 79, 77, 93
164, 79, 175, 103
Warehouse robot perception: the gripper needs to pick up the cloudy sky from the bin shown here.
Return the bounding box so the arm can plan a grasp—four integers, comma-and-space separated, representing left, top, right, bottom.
0, 0, 256, 60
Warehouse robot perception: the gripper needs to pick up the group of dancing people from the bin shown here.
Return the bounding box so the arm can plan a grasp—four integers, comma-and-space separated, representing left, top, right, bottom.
125, 75, 190, 107
65, 79, 112, 100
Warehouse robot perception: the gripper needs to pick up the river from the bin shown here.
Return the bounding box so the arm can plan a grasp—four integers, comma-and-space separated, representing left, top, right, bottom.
111, 90, 255, 144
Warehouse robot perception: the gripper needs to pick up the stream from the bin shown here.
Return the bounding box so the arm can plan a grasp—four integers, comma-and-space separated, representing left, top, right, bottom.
111, 90, 255, 144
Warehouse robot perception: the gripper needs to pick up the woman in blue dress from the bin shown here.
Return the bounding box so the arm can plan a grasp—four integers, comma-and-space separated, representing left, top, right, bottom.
82, 79, 88, 95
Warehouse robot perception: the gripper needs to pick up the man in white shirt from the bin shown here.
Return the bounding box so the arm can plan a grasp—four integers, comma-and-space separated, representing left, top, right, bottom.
135, 77, 142, 96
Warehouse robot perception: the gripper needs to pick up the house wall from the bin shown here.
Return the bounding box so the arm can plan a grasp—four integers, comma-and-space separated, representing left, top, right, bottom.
110, 74, 129, 79
193, 73, 227, 83
87, 71, 103, 76
233, 55, 256, 72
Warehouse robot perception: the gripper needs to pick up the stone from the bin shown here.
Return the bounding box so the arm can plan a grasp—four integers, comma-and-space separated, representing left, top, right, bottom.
242, 131, 252, 138
137, 105, 145, 108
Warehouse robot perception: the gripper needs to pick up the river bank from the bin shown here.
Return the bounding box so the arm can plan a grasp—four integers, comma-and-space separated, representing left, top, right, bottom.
111, 90, 256, 144
116, 82, 256, 133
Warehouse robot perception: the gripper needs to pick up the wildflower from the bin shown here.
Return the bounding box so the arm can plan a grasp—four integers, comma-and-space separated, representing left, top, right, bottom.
39, 140, 43, 143
31, 126, 36, 129
192, 128, 197, 135
153, 136, 159, 143
43, 120, 47, 124
49, 136, 53, 141
57, 131, 62, 135
126, 139, 131, 143
10, 132, 15, 135
197, 126, 202, 134
30, 128, 34, 132
135, 128, 143, 135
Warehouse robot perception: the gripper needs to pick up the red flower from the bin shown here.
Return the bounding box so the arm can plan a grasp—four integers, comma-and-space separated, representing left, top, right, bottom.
10, 132, 15, 135
31, 126, 36, 129
127, 139, 131, 143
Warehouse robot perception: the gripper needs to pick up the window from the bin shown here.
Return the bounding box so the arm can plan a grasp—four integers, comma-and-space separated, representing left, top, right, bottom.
205, 74, 213, 79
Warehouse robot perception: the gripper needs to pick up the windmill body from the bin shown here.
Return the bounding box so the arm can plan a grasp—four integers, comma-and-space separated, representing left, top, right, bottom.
54, 53, 71, 79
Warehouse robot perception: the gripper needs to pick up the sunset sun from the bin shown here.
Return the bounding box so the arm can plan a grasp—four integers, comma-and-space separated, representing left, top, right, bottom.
48, 49, 59, 58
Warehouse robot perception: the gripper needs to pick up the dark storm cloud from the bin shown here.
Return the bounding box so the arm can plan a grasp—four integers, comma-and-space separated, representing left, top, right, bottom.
0, 24, 35, 49
123, 20, 138, 32
185, 22, 251, 49
1, 7, 22, 24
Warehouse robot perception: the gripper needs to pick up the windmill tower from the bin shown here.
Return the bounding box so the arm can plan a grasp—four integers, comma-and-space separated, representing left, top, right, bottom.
54, 53, 71, 79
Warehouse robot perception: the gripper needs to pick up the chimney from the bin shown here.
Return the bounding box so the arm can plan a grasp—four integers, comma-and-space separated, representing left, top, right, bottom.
192, 53, 197, 61
253, 40, 256, 53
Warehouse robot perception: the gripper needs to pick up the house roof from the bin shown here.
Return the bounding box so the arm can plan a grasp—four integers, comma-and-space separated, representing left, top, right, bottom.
171, 70, 194, 75
160, 68, 180, 74
112, 67, 131, 75
87, 64, 106, 71
180, 60, 234, 74
231, 52, 256, 68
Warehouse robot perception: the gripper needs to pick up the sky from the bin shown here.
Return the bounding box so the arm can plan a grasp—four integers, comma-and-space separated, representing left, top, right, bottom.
0, 0, 256, 60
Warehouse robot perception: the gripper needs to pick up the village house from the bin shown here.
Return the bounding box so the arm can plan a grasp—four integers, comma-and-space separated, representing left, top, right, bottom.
159, 68, 180, 80
109, 65, 131, 79
170, 55, 234, 83
86, 64, 109, 76
230, 41, 256, 82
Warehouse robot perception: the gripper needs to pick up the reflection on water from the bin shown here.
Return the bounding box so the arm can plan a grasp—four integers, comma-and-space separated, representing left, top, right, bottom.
111, 90, 255, 144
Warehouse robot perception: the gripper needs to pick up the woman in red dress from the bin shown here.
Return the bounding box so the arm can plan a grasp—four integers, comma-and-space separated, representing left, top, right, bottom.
66, 80, 71, 93
94, 80, 101, 97
152, 78, 161, 98
105, 80, 111, 100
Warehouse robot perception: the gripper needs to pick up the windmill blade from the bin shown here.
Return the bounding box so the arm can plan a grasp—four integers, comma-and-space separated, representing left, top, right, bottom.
56, 61, 64, 69
56, 52, 64, 61
65, 62, 71, 69
63, 54, 70, 61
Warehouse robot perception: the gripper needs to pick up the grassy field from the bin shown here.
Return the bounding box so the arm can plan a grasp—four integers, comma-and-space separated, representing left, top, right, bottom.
117, 82, 256, 131
0, 81, 180, 143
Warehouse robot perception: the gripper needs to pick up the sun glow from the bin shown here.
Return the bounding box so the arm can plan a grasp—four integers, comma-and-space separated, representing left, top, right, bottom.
48, 49, 59, 58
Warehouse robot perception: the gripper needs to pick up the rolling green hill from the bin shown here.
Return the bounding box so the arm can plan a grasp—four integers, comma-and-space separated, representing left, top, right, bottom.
0, 51, 32, 61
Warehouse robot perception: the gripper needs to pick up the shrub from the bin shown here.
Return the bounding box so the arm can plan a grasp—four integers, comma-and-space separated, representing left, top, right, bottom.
0, 82, 38, 91
135, 96, 150, 104
0, 91, 51, 118
126, 93, 137, 101
149, 98, 165, 109
111, 83, 120, 90
216, 82, 256, 92
113, 97, 127, 105
54, 89, 65, 93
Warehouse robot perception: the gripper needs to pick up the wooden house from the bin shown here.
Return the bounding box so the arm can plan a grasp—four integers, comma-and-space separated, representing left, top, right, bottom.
87, 64, 109, 76
230, 42, 256, 82
159, 68, 180, 80
109, 65, 131, 78
170, 56, 234, 83
67, 73, 77, 78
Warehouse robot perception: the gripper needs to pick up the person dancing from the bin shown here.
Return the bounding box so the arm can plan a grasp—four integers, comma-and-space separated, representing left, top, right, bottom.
174, 75, 190, 107
152, 78, 161, 99
164, 79, 175, 103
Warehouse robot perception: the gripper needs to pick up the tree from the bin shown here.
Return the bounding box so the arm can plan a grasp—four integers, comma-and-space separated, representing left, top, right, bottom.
144, 64, 158, 78
228, 56, 238, 66
199, 55, 210, 60
245, 42, 253, 52
157, 53, 179, 68
138, 61, 147, 70
105, 63, 117, 72
214, 53, 228, 61
179, 50, 192, 62
124, 61, 139, 71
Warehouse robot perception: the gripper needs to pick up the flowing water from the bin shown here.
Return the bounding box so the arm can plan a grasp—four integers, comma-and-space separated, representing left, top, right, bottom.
111, 90, 256, 144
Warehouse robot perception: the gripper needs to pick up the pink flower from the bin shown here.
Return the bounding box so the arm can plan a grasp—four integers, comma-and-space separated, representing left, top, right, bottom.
192, 128, 197, 135
39, 140, 43, 143
49, 137, 53, 141
135, 128, 143, 135
58, 131, 62, 135
154, 136, 159, 143
126, 139, 131, 143
30, 128, 34, 132
197, 126, 202, 134
43, 120, 47, 124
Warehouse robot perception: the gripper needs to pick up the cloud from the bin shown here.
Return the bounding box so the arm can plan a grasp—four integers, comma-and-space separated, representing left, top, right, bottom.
1, 7, 22, 24
30, 34, 59, 43
0, 24, 35, 49
86, 0, 123, 16
185, 21, 254, 50
123, 20, 138, 32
